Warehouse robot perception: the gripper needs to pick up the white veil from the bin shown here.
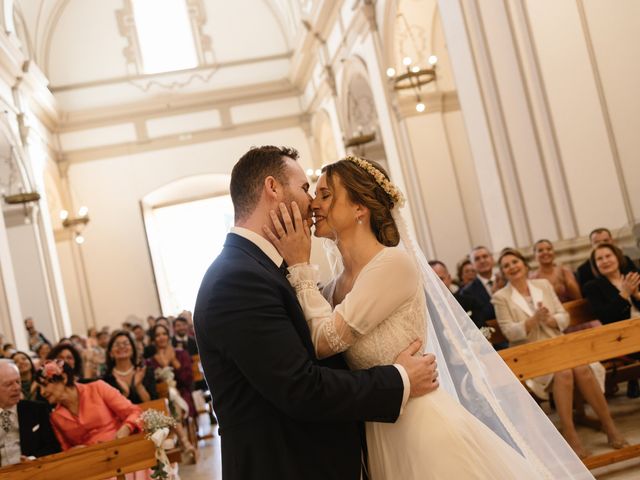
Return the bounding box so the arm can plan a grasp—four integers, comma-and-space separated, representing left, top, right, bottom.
390, 209, 594, 479
321, 208, 593, 479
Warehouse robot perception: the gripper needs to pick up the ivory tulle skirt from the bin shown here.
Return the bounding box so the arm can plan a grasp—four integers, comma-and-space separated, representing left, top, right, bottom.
365, 388, 543, 480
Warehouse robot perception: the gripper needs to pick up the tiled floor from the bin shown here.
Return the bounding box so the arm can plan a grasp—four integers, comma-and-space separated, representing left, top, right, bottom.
181, 391, 640, 479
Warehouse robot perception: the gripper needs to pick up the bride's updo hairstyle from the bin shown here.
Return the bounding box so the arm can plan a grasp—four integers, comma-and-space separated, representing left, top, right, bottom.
322, 156, 401, 247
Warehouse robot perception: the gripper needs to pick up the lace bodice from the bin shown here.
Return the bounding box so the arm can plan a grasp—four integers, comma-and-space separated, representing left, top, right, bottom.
286, 247, 427, 369
325, 278, 427, 369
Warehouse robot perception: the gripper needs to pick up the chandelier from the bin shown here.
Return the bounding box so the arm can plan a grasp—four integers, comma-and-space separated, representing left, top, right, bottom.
386, 12, 438, 112
386, 55, 438, 113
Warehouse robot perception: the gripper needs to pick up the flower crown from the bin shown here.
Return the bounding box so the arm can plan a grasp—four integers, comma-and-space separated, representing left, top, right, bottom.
345, 155, 405, 208
41, 359, 65, 379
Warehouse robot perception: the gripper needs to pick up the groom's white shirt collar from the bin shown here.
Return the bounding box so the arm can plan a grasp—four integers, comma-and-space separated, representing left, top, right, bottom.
231, 226, 283, 267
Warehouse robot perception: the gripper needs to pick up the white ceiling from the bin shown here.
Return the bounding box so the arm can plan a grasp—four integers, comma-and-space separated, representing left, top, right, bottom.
15, 0, 305, 110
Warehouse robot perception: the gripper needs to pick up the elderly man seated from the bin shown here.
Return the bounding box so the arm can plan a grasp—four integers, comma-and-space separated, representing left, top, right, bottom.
0, 360, 60, 466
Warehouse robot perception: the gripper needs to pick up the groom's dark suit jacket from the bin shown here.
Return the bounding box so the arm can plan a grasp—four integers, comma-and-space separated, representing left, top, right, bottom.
194, 233, 404, 480
17, 400, 61, 458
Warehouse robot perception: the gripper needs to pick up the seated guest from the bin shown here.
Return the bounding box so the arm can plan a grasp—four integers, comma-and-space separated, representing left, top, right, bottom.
147, 324, 195, 417
576, 228, 637, 292
0, 361, 60, 465
131, 324, 148, 359
34, 342, 51, 364
493, 248, 628, 458
145, 315, 157, 340
583, 243, 640, 398
47, 343, 84, 381
103, 330, 157, 404
530, 239, 581, 302
10, 352, 38, 401
584, 243, 640, 324
429, 260, 487, 328
36, 360, 142, 451
172, 316, 198, 355
86, 327, 99, 349
84, 330, 109, 378
24, 318, 51, 352
2, 344, 16, 358
456, 257, 477, 289
461, 246, 505, 321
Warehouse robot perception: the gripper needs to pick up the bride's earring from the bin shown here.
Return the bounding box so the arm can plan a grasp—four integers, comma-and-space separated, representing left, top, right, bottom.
356, 216, 363, 225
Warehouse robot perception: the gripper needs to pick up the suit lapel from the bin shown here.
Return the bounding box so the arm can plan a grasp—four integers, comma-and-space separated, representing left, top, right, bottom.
510, 284, 533, 316
225, 234, 316, 357
509, 281, 544, 317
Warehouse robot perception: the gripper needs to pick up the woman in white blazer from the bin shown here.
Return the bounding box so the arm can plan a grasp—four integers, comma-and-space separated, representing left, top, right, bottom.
492, 248, 627, 459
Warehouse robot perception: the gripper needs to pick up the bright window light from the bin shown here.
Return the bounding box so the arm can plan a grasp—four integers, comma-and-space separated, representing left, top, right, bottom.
150, 195, 234, 313
132, 0, 198, 74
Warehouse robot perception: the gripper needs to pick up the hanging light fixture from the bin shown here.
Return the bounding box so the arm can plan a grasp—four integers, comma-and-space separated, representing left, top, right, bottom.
386, 14, 438, 112
60, 206, 90, 245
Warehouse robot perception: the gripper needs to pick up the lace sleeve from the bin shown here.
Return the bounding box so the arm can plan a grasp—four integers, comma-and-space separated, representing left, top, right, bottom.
287, 264, 359, 358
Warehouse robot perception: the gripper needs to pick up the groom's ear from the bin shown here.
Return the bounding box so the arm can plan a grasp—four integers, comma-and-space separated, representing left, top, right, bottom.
264, 176, 279, 198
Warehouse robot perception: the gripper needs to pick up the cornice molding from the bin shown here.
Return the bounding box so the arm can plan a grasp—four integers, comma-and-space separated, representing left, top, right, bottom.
49, 52, 292, 93
0, 30, 24, 86
57, 79, 300, 132
289, 1, 343, 91
60, 113, 305, 165
18, 60, 59, 130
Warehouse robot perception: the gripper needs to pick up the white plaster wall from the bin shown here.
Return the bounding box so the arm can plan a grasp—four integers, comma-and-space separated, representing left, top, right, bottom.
5, 223, 56, 343
525, 0, 628, 234
62, 126, 312, 330
582, 0, 640, 222
442, 110, 489, 249
405, 113, 471, 268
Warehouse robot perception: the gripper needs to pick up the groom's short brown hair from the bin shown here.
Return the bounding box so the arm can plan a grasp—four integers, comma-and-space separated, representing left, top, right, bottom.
230, 146, 299, 221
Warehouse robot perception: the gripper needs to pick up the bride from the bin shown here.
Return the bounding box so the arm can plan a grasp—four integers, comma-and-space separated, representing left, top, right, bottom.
264, 155, 593, 479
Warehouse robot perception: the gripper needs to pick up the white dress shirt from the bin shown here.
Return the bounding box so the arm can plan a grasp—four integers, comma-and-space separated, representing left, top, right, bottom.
229, 227, 411, 409
0, 405, 21, 466
479, 273, 497, 295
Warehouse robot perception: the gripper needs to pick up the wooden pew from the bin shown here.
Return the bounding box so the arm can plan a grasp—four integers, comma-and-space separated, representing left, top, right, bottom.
499, 317, 640, 469
191, 354, 216, 442
192, 354, 204, 383
0, 433, 156, 480
0, 398, 182, 480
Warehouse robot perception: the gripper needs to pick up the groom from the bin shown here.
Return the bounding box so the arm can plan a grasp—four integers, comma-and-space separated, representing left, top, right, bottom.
194, 146, 439, 480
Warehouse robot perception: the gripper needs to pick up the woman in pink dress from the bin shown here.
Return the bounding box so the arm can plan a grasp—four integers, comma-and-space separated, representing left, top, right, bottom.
530, 239, 581, 303
36, 360, 148, 479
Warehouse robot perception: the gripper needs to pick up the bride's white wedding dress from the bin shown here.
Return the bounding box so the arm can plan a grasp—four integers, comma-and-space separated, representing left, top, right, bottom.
287, 247, 548, 479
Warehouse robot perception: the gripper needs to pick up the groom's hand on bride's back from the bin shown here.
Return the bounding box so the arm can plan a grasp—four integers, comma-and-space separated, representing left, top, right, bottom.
395, 339, 439, 397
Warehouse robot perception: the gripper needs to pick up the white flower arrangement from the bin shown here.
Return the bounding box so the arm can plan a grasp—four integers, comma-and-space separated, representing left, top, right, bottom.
345, 155, 406, 208
139, 409, 177, 480
479, 326, 496, 340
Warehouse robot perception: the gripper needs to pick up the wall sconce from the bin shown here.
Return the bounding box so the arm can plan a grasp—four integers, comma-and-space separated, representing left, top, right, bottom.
4, 191, 40, 224
60, 206, 90, 244
306, 168, 322, 182
386, 55, 438, 112
4, 192, 41, 204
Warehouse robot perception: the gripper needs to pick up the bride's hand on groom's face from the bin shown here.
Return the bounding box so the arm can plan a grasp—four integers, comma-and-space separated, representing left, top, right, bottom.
395, 340, 439, 397
263, 202, 312, 266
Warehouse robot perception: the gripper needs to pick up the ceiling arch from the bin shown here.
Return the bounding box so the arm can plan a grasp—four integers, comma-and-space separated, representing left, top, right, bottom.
16, 0, 303, 90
